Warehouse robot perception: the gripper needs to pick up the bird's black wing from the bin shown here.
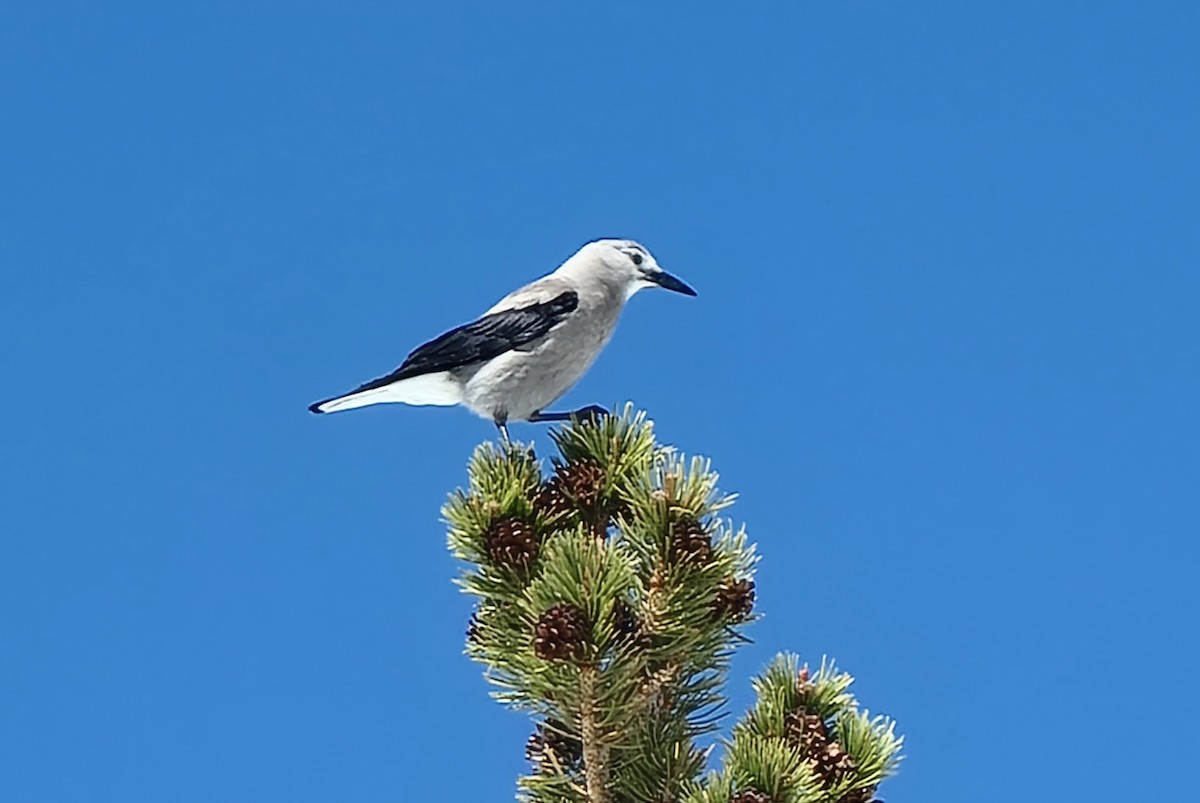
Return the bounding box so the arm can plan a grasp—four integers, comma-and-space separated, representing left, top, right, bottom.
345, 290, 579, 395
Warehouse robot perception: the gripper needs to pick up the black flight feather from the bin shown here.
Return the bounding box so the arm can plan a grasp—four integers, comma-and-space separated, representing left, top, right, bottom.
308, 290, 578, 413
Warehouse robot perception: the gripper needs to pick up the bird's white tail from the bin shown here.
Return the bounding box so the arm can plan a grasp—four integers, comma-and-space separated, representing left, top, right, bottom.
310, 372, 462, 414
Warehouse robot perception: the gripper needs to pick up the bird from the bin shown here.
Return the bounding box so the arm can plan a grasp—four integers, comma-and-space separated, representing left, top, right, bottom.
308, 238, 697, 439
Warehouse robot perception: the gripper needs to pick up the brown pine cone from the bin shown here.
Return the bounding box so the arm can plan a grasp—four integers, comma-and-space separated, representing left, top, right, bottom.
785, 710, 830, 755
525, 720, 583, 773
483, 516, 539, 572
812, 740, 855, 785
533, 478, 574, 520
713, 578, 756, 621
533, 602, 590, 661
611, 599, 640, 642
668, 516, 712, 564
554, 458, 606, 510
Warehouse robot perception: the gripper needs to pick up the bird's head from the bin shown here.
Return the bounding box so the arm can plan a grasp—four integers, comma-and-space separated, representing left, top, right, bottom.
569, 239, 698, 300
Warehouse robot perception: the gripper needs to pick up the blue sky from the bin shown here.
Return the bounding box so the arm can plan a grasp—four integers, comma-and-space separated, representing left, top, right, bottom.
2, 3, 1197, 801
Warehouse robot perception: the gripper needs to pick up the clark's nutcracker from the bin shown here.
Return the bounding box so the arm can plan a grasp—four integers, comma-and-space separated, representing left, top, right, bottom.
308, 239, 696, 438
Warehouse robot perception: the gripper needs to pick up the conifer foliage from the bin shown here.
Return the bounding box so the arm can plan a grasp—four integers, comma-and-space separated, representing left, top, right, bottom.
444, 407, 903, 803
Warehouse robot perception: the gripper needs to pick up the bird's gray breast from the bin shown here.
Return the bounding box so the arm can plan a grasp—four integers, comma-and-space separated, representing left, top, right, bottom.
458, 290, 621, 421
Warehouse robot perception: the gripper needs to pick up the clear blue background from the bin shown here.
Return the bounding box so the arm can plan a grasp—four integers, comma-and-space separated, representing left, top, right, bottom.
2, 3, 1197, 801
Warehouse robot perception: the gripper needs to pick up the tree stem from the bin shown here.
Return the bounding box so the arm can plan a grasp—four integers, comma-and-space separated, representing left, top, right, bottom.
579, 666, 609, 803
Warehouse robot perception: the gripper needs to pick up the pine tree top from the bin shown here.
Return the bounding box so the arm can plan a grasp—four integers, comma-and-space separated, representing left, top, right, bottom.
444, 406, 902, 803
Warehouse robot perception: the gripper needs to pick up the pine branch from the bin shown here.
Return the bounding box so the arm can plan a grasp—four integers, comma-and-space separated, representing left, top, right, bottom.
579, 665, 610, 803
444, 406, 903, 803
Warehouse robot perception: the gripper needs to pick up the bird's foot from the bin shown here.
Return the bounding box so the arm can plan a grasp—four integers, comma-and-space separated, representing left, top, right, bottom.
529, 406, 609, 425
571, 405, 609, 423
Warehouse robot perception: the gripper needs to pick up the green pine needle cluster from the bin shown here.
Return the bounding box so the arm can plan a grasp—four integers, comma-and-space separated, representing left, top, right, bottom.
687, 656, 903, 803
443, 406, 902, 803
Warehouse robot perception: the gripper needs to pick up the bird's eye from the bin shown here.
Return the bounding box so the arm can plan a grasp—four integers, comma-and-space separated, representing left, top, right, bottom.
629, 252, 644, 266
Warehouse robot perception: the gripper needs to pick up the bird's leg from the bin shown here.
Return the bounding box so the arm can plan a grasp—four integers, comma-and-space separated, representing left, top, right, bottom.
529, 406, 609, 424
494, 412, 510, 443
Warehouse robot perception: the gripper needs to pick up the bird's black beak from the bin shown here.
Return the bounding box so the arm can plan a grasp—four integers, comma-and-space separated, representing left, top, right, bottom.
650, 269, 698, 296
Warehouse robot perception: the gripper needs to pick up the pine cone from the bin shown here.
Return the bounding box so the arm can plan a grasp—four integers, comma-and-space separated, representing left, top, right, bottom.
554, 458, 606, 510
610, 495, 633, 526
729, 789, 775, 803
785, 710, 830, 755
612, 599, 640, 642
484, 516, 539, 572
669, 516, 712, 564
533, 602, 590, 661
713, 578, 756, 621
526, 720, 583, 773
837, 787, 879, 803
812, 740, 855, 785
533, 478, 574, 520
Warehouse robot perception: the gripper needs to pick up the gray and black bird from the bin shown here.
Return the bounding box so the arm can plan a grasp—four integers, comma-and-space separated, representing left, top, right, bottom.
308, 239, 696, 437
